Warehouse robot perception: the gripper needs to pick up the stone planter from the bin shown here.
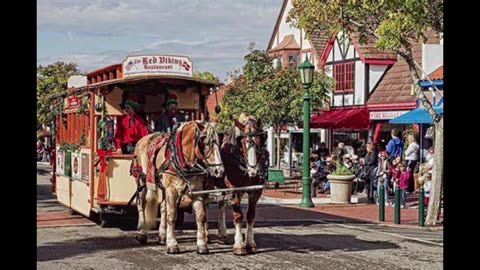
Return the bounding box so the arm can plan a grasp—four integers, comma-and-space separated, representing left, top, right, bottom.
327, 174, 356, 204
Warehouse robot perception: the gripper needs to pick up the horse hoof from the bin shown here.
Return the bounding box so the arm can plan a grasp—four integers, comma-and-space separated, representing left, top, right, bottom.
233, 246, 247, 256
167, 246, 180, 254
246, 245, 257, 254
197, 246, 209, 255
158, 237, 166, 245
217, 236, 233, 245
135, 235, 148, 245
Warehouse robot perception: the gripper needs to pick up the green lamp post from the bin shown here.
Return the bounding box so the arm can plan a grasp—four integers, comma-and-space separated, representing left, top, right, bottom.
298, 55, 315, 208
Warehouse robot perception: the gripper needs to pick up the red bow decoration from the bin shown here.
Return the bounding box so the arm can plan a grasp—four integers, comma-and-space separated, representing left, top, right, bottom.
94, 149, 112, 173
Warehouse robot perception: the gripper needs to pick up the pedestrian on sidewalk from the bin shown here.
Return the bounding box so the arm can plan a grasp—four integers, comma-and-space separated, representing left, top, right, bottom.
376, 152, 390, 205
398, 162, 411, 208
423, 172, 432, 206
364, 142, 378, 203
404, 134, 419, 193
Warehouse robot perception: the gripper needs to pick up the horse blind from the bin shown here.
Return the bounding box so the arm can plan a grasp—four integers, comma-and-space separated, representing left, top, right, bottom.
268, 169, 285, 184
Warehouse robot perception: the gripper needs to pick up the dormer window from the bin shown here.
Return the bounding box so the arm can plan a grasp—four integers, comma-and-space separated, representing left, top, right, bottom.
288, 54, 299, 67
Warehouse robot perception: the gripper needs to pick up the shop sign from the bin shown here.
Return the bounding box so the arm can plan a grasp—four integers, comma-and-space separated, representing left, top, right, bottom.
66, 96, 80, 109
122, 55, 193, 78
369, 110, 408, 120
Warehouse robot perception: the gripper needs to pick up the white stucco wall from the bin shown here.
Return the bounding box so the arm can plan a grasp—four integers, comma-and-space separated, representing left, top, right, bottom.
354, 61, 365, 105
344, 94, 354, 106
333, 95, 342, 106
278, 0, 301, 48
369, 65, 389, 92
346, 40, 355, 59
422, 44, 443, 76
302, 30, 312, 49
68, 75, 87, 88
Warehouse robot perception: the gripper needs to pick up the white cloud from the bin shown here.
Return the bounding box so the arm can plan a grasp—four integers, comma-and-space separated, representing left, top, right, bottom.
37, 0, 284, 80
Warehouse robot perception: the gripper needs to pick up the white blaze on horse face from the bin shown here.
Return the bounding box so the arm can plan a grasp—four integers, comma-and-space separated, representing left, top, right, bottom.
247, 138, 258, 177
213, 143, 224, 177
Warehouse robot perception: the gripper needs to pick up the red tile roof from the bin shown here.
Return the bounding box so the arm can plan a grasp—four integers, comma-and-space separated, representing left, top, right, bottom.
367, 30, 441, 106
424, 65, 443, 81
269, 34, 301, 52
308, 30, 330, 66
349, 31, 397, 60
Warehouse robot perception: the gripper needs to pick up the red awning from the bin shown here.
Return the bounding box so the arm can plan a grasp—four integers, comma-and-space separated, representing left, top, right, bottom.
309, 107, 370, 129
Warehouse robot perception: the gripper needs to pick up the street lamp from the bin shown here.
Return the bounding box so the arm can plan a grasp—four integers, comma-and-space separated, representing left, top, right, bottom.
298, 55, 315, 208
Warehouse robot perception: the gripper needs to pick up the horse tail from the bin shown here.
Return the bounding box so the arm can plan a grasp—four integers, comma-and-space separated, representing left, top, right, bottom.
144, 188, 160, 229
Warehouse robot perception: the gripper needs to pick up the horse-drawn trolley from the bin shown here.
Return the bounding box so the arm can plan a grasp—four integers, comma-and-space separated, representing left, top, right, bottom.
50, 55, 219, 226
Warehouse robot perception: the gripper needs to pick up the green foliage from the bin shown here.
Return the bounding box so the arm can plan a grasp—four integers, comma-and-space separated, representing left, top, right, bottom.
332, 162, 355, 176
216, 48, 332, 132
288, 0, 443, 55
37, 62, 81, 131
193, 71, 220, 84
242, 48, 275, 81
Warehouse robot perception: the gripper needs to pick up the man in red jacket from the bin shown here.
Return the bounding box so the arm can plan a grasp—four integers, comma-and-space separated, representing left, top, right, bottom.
114, 99, 149, 154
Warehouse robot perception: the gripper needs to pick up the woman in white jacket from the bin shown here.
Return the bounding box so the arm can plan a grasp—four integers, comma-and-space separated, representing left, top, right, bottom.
404, 134, 419, 192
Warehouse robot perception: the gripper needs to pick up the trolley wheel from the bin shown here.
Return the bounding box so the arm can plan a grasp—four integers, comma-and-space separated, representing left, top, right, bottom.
68, 208, 78, 215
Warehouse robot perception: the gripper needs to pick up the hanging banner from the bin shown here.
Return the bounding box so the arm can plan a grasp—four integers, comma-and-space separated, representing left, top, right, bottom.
56, 150, 64, 175
122, 55, 193, 78
81, 153, 90, 181
71, 152, 81, 179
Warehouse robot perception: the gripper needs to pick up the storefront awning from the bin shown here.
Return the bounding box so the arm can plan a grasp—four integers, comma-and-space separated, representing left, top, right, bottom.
389, 107, 443, 124
309, 107, 370, 129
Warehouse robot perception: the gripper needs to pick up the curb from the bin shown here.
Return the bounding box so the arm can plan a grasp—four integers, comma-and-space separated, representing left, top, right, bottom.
259, 195, 368, 205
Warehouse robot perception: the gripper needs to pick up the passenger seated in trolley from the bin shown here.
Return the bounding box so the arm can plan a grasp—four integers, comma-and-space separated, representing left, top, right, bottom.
154, 93, 187, 133
114, 98, 149, 155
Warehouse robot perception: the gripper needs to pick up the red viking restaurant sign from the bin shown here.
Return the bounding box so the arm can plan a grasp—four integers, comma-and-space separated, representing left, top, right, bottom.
122, 55, 193, 78
66, 96, 80, 109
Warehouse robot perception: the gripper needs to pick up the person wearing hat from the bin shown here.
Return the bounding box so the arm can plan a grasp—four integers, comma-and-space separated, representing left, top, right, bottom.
154, 93, 186, 133
114, 99, 149, 154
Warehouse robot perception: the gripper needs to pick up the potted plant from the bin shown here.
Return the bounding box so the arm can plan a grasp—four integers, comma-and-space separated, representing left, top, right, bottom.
327, 162, 356, 204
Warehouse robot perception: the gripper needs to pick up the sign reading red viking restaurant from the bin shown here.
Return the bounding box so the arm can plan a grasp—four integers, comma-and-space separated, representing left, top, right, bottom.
122, 55, 193, 78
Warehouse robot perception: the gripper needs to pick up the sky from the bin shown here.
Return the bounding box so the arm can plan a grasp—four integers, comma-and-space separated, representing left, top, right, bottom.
37, 0, 283, 82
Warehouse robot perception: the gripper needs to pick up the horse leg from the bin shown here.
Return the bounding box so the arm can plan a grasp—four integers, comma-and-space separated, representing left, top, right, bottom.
193, 196, 209, 254
245, 191, 262, 254
232, 194, 247, 255
217, 200, 230, 244
204, 202, 210, 244
165, 188, 180, 254
158, 189, 167, 245
135, 178, 148, 245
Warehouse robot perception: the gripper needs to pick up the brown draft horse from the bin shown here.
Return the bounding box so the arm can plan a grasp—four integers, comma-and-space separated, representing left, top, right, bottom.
210, 113, 269, 255
134, 120, 224, 254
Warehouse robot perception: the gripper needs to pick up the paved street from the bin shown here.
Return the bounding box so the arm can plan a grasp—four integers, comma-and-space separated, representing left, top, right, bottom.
37, 163, 443, 269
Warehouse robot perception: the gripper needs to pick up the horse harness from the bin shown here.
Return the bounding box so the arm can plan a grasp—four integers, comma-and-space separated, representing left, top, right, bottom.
129, 123, 222, 206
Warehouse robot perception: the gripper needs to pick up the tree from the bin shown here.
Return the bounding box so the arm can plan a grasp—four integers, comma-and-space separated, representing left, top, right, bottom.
288, 0, 443, 225
217, 47, 332, 168
193, 71, 220, 84
37, 62, 81, 132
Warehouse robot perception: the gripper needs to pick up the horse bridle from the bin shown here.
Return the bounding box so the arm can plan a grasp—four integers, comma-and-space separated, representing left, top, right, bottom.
194, 122, 224, 169
237, 119, 266, 170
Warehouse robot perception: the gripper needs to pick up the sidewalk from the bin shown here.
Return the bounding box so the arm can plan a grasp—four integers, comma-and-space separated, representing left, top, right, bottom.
256, 186, 443, 229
